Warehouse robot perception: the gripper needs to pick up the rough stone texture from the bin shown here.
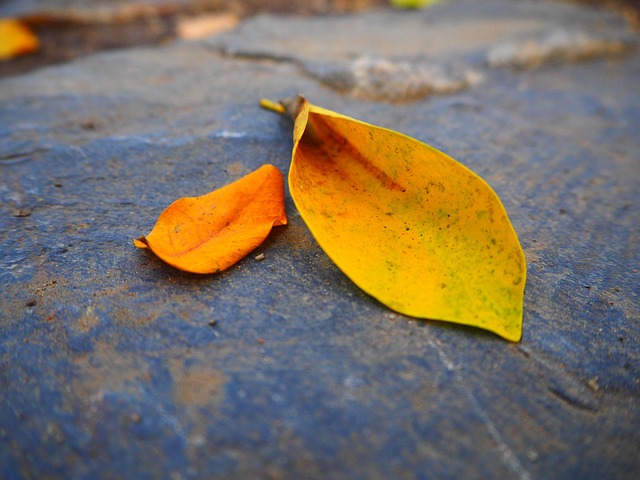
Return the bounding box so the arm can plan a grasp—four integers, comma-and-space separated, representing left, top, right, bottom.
304, 56, 484, 101
1, 0, 639, 479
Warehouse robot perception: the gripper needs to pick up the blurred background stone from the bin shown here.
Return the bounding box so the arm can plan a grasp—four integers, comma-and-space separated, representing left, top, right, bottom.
1, 0, 639, 479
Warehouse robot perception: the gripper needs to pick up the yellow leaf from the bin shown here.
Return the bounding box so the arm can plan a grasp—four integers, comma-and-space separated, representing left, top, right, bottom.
261, 96, 526, 341
135, 164, 287, 274
0, 18, 39, 61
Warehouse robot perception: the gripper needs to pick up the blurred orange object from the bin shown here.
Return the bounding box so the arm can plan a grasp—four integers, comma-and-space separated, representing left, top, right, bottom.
0, 18, 39, 60
177, 13, 239, 40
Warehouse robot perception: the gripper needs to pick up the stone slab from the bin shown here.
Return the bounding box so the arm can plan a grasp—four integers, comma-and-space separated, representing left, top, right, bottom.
1, 0, 639, 478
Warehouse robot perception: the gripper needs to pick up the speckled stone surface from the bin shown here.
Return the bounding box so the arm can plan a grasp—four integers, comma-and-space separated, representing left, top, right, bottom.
1, 1, 639, 478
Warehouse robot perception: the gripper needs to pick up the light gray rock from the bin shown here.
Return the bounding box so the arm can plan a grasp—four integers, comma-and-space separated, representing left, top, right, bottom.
304, 56, 483, 101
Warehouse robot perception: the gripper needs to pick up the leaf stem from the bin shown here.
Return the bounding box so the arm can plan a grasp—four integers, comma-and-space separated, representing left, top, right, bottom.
259, 98, 286, 115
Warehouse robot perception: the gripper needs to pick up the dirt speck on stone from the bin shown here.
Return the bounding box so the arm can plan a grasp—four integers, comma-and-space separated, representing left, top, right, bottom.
170, 360, 227, 407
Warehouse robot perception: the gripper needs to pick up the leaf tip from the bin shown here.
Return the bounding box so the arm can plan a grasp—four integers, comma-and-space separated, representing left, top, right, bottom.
133, 236, 149, 249
502, 328, 522, 343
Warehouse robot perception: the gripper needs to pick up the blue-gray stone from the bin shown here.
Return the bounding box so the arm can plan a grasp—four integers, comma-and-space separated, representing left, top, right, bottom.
1, 1, 639, 479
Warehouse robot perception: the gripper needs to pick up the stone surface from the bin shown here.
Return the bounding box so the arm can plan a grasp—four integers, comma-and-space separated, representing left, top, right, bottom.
211, 0, 637, 100
1, 0, 639, 479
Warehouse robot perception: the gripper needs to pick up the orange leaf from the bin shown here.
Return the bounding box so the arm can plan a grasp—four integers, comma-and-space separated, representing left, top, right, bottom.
0, 19, 39, 60
134, 164, 287, 274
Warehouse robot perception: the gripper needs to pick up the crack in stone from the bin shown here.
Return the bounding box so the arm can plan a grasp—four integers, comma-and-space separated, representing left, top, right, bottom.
547, 386, 600, 413
427, 338, 532, 480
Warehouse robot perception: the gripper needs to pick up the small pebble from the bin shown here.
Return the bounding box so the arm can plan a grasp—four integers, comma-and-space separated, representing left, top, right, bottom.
13, 208, 31, 217
587, 377, 599, 392
254, 253, 265, 261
